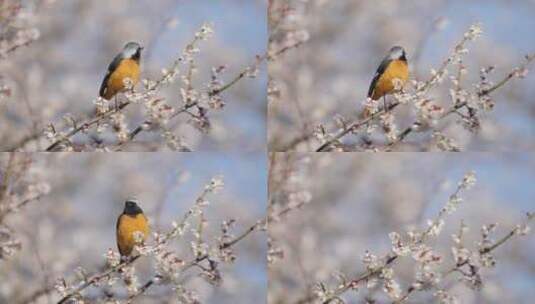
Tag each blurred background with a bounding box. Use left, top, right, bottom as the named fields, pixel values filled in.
left=0, top=152, right=267, bottom=303
left=268, top=0, right=535, bottom=151
left=269, top=153, right=534, bottom=303
left=0, top=0, right=267, bottom=151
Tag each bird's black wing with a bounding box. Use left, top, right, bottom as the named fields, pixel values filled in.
left=116, top=213, right=123, bottom=233
left=99, top=53, right=123, bottom=98
left=116, top=213, right=126, bottom=257
left=367, top=56, right=392, bottom=98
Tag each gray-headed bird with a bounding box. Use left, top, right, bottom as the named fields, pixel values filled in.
left=367, top=46, right=409, bottom=105
left=99, top=42, right=143, bottom=100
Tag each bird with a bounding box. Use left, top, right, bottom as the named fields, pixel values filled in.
left=99, top=42, right=143, bottom=101
left=367, top=46, right=409, bottom=110
left=116, top=199, right=149, bottom=260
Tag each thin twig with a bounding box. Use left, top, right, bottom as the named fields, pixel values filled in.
left=387, top=53, right=535, bottom=150
left=125, top=218, right=266, bottom=302
left=120, top=41, right=304, bottom=148
left=127, top=188, right=306, bottom=302
left=304, top=175, right=473, bottom=303
left=394, top=212, right=534, bottom=303
left=57, top=256, right=141, bottom=304
left=45, top=101, right=131, bottom=151
left=315, top=102, right=401, bottom=152
left=321, top=255, right=399, bottom=304
left=44, top=33, right=207, bottom=152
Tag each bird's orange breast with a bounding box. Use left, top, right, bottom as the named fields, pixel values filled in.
left=116, top=213, right=149, bottom=256
left=371, top=60, right=409, bottom=100
left=103, top=59, right=140, bottom=100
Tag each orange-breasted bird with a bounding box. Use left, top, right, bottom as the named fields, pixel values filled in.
left=367, top=46, right=409, bottom=103
left=99, top=42, right=143, bottom=100
left=116, top=199, right=149, bottom=259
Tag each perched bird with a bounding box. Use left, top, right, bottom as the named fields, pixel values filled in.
left=99, top=42, right=143, bottom=100
left=367, top=46, right=409, bottom=104
left=116, top=199, right=149, bottom=259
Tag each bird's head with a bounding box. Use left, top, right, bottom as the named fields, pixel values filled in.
left=123, top=198, right=144, bottom=215
left=388, top=46, right=407, bottom=61
left=122, top=42, right=143, bottom=61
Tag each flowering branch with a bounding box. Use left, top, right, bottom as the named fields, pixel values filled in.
left=315, top=102, right=401, bottom=152
left=121, top=56, right=261, bottom=147
left=43, top=24, right=214, bottom=151
left=395, top=212, right=534, bottom=303
left=55, top=255, right=141, bottom=304
left=39, top=22, right=301, bottom=152
left=0, top=1, right=40, bottom=60
left=281, top=23, right=533, bottom=152
left=387, top=53, right=535, bottom=150
left=44, top=101, right=131, bottom=152
left=120, top=39, right=303, bottom=151
left=314, top=172, right=474, bottom=303
left=125, top=218, right=265, bottom=303
left=54, top=176, right=267, bottom=303
left=296, top=171, right=532, bottom=304
left=125, top=169, right=309, bottom=302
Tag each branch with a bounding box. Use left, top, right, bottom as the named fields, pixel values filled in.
left=44, top=28, right=209, bottom=152
left=387, top=53, right=535, bottom=150
left=315, top=102, right=401, bottom=152
left=119, top=101, right=199, bottom=148
left=394, top=212, right=534, bottom=304
left=120, top=41, right=304, bottom=149
left=44, top=100, right=131, bottom=151
left=283, top=24, right=485, bottom=152
left=301, top=172, right=476, bottom=303
left=57, top=256, right=141, bottom=304
left=125, top=218, right=266, bottom=302
left=321, top=255, right=399, bottom=304
left=58, top=183, right=213, bottom=301
left=126, top=185, right=306, bottom=302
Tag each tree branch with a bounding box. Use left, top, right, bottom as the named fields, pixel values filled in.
left=394, top=212, right=534, bottom=303
left=315, top=102, right=401, bottom=152
left=387, top=53, right=535, bottom=150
